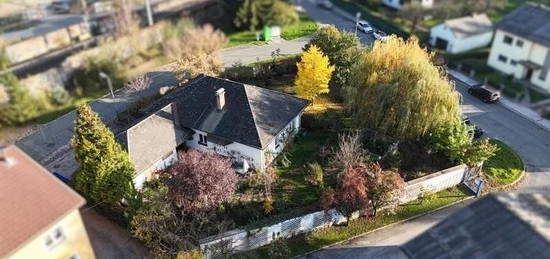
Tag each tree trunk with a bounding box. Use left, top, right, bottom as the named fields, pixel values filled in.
left=372, top=203, right=378, bottom=217
left=411, top=16, right=418, bottom=36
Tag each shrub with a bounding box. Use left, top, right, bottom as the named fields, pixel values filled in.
left=69, top=57, right=127, bottom=96
left=48, top=87, right=71, bottom=106
left=266, top=238, right=291, bottom=259
left=0, top=73, right=40, bottom=126
left=305, top=161, right=324, bottom=187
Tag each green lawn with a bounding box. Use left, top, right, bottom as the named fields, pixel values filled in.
left=483, top=139, right=524, bottom=187
left=33, top=94, right=102, bottom=124
left=239, top=186, right=472, bottom=258
left=221, top=12, right=319, bottom=48
left=281, top=13, right=319, bottom=40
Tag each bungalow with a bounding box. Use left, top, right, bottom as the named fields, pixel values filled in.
left=487, top=3, right=550, bottom=92
left=429, top=13, right=493, bottom=54
left=118, top=75, right=309, bottom=189
left=382, top=0, right=434, bottom=10
left=0, top=146, right=95, bottom=259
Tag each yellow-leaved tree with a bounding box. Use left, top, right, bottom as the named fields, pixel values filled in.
left=295, top=45, right=335, bottom=101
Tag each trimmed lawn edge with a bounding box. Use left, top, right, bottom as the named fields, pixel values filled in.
left=482, top=139, right=525, bottom=192
left=294, top=194, right=474, bottom=258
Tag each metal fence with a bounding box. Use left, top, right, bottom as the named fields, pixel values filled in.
left=199, top=165, right=472, bottom=258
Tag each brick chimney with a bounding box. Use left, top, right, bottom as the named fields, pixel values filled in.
left=216, top=88, right=225, bottom=110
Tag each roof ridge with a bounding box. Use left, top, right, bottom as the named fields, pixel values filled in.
left=242, top=84, right=265, bottom=148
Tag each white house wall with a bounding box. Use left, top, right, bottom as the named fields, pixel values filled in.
left=262, top=113, right=303, bottom=168
left=133, top=149, right=177, bottom=189
left=488, top=30, right=550, bottom=91
left=382, top=0, right=433, bottom=9
left=430, top=24, right=492, bottom=54
left=186, top=129, right=263, bottom=170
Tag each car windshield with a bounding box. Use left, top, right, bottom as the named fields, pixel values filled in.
left=358, top=21, right=369, bottom=26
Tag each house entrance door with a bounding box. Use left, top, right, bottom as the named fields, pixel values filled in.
left=525, top=68, right=534, bottom=80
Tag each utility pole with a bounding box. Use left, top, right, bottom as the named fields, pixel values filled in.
left=145, top=0, right=154, bottom=26
left=80, top=0, right=90, bottom=28
left=99, top=72, right=115, bottom=98
left=355, top=12, right=361, bottom=36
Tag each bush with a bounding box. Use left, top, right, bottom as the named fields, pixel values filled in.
left=48, top=87, right=72, bottom=106
left=266, top=238, right=291, bottom=259
left=69, top=57, right=127, bottom=96
left=0, top=73, right=40, bottom=126
left=305, top=162, right=324, bottom=187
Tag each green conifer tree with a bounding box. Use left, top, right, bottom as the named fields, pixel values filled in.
left=0, top=73, right=39, bottom=126
left=71, top=104, right=136, bottom=207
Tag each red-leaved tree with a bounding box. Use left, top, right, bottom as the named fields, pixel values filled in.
left=321, top=166, right=369, bottom=224
left=164, top=149, right=238, bottom=213
left=364, top=162, right=406, bottom=217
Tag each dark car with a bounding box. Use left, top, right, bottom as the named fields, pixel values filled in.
left=463, top=116, right=484, bottom=139
left=467, top=85, right=500, bottom=103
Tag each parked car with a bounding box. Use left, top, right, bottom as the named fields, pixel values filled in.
left=47, top=1, right=71, bottom=14
left=373, top=30, right=388, bottom=42
left=463, top=116, right=484, bottom=139
left=318, top=0, right=333, bottom=9
left=357, top=20, right=373, bottom=33
left=467, top=85, right=500, bottom=103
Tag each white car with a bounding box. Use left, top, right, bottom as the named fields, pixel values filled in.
left=318, top=1, right=333, bottom=9
left=357, top=20, right=373, bottom=33
left=373, top=30, right=388, bottom=42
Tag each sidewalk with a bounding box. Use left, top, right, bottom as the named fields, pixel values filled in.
left=447, top=69, right=550, bottom=132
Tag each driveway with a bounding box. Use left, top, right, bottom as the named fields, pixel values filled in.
left=302, top=200, right=473, bottom=258
left=81, top=208, right=150, bottom=259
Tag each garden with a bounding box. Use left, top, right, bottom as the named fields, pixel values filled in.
left=62, top=22, right=507, bottom=259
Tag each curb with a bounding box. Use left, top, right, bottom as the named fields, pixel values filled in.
left=497, top=100, right=550, bottom=133
left=293, top=195, right=474, bottom=258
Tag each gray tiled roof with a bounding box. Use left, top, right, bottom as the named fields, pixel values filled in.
left=444, top=13, right=492, bottom=39
left=170, top=76, right=309, bottom=149
left=402, top=193, right=550, bottom=259
left=122, top=104, right=185, bottom=173
left=496, top=3, right=550, bottom=47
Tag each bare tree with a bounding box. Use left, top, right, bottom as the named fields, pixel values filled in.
left=126, top=74, right=152, bottom=92
left=329, top=131, right=368, bottom=170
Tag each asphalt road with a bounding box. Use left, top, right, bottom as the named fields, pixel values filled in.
left=297, top=0, right=375, bottom=46
left=299, top=0, right=550, bottom=193
left=302, top=200, right=474, bottom=259
left=455, top=80, right=550, bottom=193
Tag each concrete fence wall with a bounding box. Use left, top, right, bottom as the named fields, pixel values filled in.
left=199, top=165, right=471, bottom=258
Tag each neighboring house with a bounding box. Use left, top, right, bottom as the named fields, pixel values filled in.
left=118, top=103, right=185, bottom=190
left=487, top=3, right=550, bottom=92
left=403, top=193, right=550, bottom=258
left=117, top=75, right=309, bottom=188
left=0, top=146, right=95, bottom=259
left=430, top=13, right=493, bottom=54
left=382, top=0, right=433, bottom=10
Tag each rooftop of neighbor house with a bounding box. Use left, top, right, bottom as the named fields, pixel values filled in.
left=142, top=75, right=310, bottom=149
left=495, top=3, right=550, bottom=47
left=443, top=13, right=492, bottom=39
left=0, top=145, right=85, bottom=258
left=117, top=103, right=187, bottom=173
left=402, top=193, right=550, bottom=259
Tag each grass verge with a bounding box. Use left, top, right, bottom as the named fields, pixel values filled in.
left=483, top=139, right=524, bottom=187
left=281, top=13, right=319, bottom=40
left=239, top=186, right=472, bottom=258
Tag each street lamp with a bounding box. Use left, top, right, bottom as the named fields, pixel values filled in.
left=145, top=0, right=154, bottom=26
left=355, top=12, right=361, bottom=36
left=99, top=72, right=115, bottom=98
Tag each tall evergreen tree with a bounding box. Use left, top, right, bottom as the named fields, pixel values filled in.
left=0, top=73, right=39, bottom=126
left=71, top=104, right=136, bottom=206
left=234, top=0, right=298, bottom=31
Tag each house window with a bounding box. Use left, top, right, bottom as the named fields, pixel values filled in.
left=503, top=35, right=513, bottom=45
left=540, top=70, right=548, bottom=81
left=516, top=40, right=524, bottom=47
left=44, top=227, right=66, bottom=249
left=498, top=55, right=508, bottom=63
left=198, top=134, right=207, bottom=146
left=510, top=60, right=517, bottom=66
